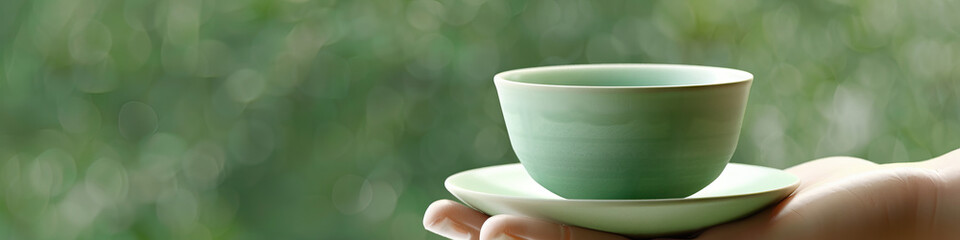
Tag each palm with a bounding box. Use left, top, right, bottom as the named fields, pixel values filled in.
left=424, top=149, right=960, bottom=240
left=694, top=157, right=939, bottom=240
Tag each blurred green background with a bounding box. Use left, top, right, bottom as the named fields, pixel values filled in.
left=1, top=0, right=959, bottom=239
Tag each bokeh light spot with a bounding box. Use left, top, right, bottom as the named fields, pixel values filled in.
left=538, top=26, right=584, bottom=62
left=198, top=40, right=234, bottom=78
left=69, top=20, right=113, bottom=64
left=406, top=0, right=446, bottom=31
left=28, top=149, right=77, bottom=197
left=58, top=97, right=102, bottom=133
left=84, top=158, right=129, bottom=205
left=59, top=185, right=103, bottom=229
left=72, top=57, right=120, bottom=93
left=361, top=181, right=398, bottom=222
left=415, top=34, right=454, bottom=71
left=472, top=126, right=508, bottom=162
left=225, top=69, right=266, bottom=103
left=124, top=29, right=153, bottom=70
left=156, top=189, right=199, bottom=231
left=181, top=142, right=225, bottom=190
left=332, top=174, right=373, bottom=215
left=315, top=123, right=355, bottom=160
left=227, top=121, right=275, bottom=165
left=118, top=101, right=159, bottom=141
left=585, top=34, right=627, bottom=63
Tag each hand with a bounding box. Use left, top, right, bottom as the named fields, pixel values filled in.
left=423, top=148, right=960, bottom=240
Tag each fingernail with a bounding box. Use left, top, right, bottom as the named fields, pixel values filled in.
left=425, top=217, right=473, bottom=240
left=486, top=233, right=523, bottom=240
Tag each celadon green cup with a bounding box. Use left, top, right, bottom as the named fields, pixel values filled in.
left=494, top=64, right=753, bottom=199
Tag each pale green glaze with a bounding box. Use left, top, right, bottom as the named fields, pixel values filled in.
left=494, top=64, right=753, bottom=199
left=445, top=163, right=799, bottom=238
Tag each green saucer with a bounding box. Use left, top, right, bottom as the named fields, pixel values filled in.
left=445, top=163, right=799, bottom=238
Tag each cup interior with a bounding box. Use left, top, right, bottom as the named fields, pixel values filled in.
left=496, top=64, right=752, bottom=87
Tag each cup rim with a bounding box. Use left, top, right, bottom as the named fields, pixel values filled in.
left=494, top=63, right=753, bottom=89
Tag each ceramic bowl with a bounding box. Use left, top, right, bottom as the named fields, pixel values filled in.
left=495, top=64, right=753, bottom=199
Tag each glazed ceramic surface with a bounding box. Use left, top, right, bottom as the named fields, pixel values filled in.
left=494, top=64, right=753, bottom=199
left=445, top=163, right=799, bottom=238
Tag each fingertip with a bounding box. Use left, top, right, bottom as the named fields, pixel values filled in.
left=478, top=215, right=521, bottom=240
left=480, top=215, right=628, bottom=240
left=424, top=200, right=489, bottom=240
left=423, top=200, right=461, bottom=228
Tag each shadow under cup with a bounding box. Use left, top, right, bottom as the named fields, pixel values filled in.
left=494, top=64, right=753, bottom=199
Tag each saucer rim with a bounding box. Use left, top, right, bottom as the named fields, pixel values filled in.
left=445, top=162, right=800, bottom=203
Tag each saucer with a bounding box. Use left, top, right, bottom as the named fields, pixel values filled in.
left=444, top=163, right=799, bottom=238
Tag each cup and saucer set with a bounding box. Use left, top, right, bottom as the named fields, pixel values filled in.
left=443, top=64, right=799, bottom=238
